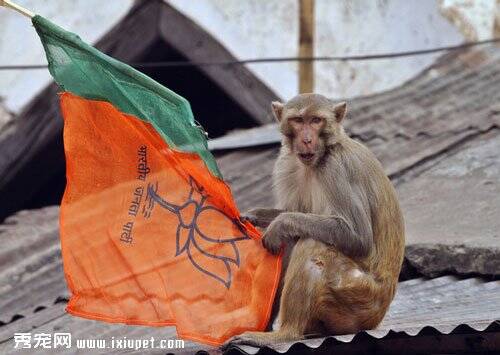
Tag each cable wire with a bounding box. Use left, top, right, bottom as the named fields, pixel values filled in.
left=1, top=37, right=499, bottom=70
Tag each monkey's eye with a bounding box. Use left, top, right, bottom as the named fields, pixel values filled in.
left=311, top=117, right=322, bottom=124
left=289, top=117, right=304, bottom=124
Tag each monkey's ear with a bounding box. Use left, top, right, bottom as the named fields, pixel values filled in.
left=333, top=102, right=347, bottom=123
left=271, top=101, right=284, bottom=122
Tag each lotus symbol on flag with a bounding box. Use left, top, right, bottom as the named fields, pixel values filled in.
left=144, top=177, right=250, bottom=289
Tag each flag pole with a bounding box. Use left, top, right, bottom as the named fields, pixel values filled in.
left=0, top=0, right=35, bottom=18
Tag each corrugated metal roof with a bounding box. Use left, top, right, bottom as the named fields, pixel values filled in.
left=1, top=249, right=499, bottom=355
left=228, top=276, right=500, bottom=354
left=0, top=207, right=66, bottom=325
left=226, top=323, right=500, bottom=354
left=1, top=204, right=499, bottom=354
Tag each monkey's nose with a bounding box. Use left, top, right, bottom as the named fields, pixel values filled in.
left=302, top=137, right=312, bottom=145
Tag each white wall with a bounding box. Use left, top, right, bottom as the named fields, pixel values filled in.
left=1, top=0, right=497, bottom=115
left=315, top=0, right=466, bottom=98
left=167, top=0, right=466, bottom=100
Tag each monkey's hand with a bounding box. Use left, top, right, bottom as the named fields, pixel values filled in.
left=240, top=208, right=284, bottom=228
left=261, top=215, right=291, bottom=254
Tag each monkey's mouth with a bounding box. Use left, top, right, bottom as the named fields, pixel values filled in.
left=298, top=153, right=315, bottom=162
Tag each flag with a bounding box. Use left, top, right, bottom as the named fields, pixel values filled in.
left=33, top=16, right=281, bottom=346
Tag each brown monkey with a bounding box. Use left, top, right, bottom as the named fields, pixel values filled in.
left=225, top=93, right=405, bottom=347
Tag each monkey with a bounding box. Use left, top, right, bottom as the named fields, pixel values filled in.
left=224, top=93, right=405, bottom=348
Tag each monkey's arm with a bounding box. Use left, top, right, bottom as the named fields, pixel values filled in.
left=263, top=204, right=373, bottom=258
left=241, top=208, right=285, bottom=228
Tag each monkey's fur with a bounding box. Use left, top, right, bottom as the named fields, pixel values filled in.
left=225, top=93, right=405, bottom=348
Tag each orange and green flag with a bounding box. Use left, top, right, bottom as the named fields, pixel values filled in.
left=33, top=16, right=281, bottom=345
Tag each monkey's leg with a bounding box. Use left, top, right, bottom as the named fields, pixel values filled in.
left=318, top=260, right=393, bottom=334
left=225, top=239, right=326, bottom=348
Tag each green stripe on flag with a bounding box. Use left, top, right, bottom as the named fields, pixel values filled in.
left=32, top=15, right=221, bottom=178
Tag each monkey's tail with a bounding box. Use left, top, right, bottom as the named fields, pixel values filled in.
left=223, top=329, right=303, bottom=349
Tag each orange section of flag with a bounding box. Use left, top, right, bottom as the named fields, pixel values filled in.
left=59, top=92, right=281, bottom=345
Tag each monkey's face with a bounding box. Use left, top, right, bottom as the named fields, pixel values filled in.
left=271, top=94, right=347, bottom=167
left=283, top=113, right=327, bottom=166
